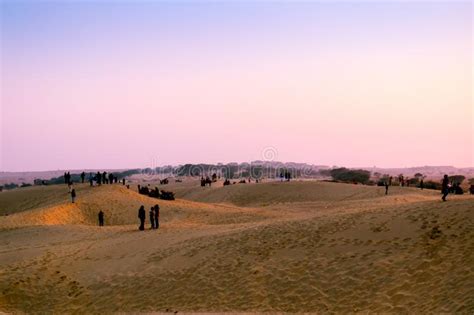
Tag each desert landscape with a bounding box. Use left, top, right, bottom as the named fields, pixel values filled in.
left=1, top=178, right=473, bottom=313
left=2, top=1, right=472, bottom=313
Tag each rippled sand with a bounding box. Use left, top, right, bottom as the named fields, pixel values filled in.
left=1, top=180, right=473, bottom=313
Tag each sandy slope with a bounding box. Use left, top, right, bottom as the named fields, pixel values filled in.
left=0, top=181, right=473, bottom=313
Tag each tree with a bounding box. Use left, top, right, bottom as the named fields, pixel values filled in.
left=448, top=175, right=465, bottom=185
left=330, top=168, right=371, bottom=184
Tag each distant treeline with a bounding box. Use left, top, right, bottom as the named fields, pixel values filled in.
left=173, top=163, right=321, bottom=179
left=321, top=168, right=371, bottom=184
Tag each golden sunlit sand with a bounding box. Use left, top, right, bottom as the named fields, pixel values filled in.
left=0, top=180, right=473, bottom=313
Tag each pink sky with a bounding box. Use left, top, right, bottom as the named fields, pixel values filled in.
left=1, top=2, right=472, bottom=171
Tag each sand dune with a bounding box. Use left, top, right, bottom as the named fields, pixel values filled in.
left=171, top=180, right=439, bottom=206
left=0, top=184, right=271, bottom=228
left=0, top=181, right=473, bottom=313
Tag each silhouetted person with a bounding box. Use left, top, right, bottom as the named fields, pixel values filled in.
left=154, top=204, right=160, bottom=229
left=385, top=182, right=389, bottom=195
left=103, top=172, right=107, bottom=185
left=420, top=179, right=424, bottom=190
left=122, top=178, right=126, bottom=185
left=109, top=173, right=114, bottom=185
left=81, top=172, right=85, bottom=183
left=64, top=172, right=71, bottom=185
left=98, top=210, right=104, bottom=226
left=71, top=189, right=76, bottom=203
left=138, top=184, right=141, bottom=193
left=149, top=207, right=155, bottom=229
left=97, top=172, right=102, bottom=186
left=441, top=175, right=449, bottom=201
left=138, top=205, right=146, bottom=230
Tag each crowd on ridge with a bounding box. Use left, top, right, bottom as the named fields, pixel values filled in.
left=60, top=171, right=472, bottom=229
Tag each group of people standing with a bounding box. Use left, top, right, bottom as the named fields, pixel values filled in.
left=62, top=171, right=163, bottom=230
left=98, top=205, right=161, bottom=229
left=138, top=204, right=160, bottom=230
left=65, top=171, right=127, bottom=204
left=384, top=174, right=455, bottom=202
left=89, top=171, right=123, bottom=186
left=383, top=175, right=426, bottom=195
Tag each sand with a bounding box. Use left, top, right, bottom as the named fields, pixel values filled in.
left=0, top=180, right=473, bottom=313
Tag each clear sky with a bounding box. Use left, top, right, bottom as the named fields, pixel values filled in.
left=1, top=1, right=472, bottom=171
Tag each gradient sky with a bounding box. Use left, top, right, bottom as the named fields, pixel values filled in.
left=1, top=1, right=472, bottom=171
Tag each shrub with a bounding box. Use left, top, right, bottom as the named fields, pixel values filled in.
left=330, top=168, right=371, bottom=184
left=423, top=180, right=441, bottom=190
left=4, top=183, right=19, bottom=190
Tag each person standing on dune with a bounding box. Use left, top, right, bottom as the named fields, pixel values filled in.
left=71, top=188, right=76, bottom=203
left=441, top=175, right=449, bottom=201
left=149, top=207, right=155, bottom=229
left=98, top=210, right=104, bottom=226
left=81, top=172, right=85, bottom=183
left=385, top=181, right=389, bottom=195
left=154, top=204, right=160, bottom=229
left=138, top=206, right=146, bottom=231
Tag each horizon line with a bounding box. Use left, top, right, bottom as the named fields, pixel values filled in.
left=1, top=162, right=473, bottom=174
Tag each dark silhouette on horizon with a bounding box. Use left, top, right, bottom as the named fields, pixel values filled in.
left=138, top=205, right=146, bottom=231
left=441, top=175, right=449, bottom=201
left=71, top=188, right=76, bottom=203
left=98, top=210, right=104, bottom=226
